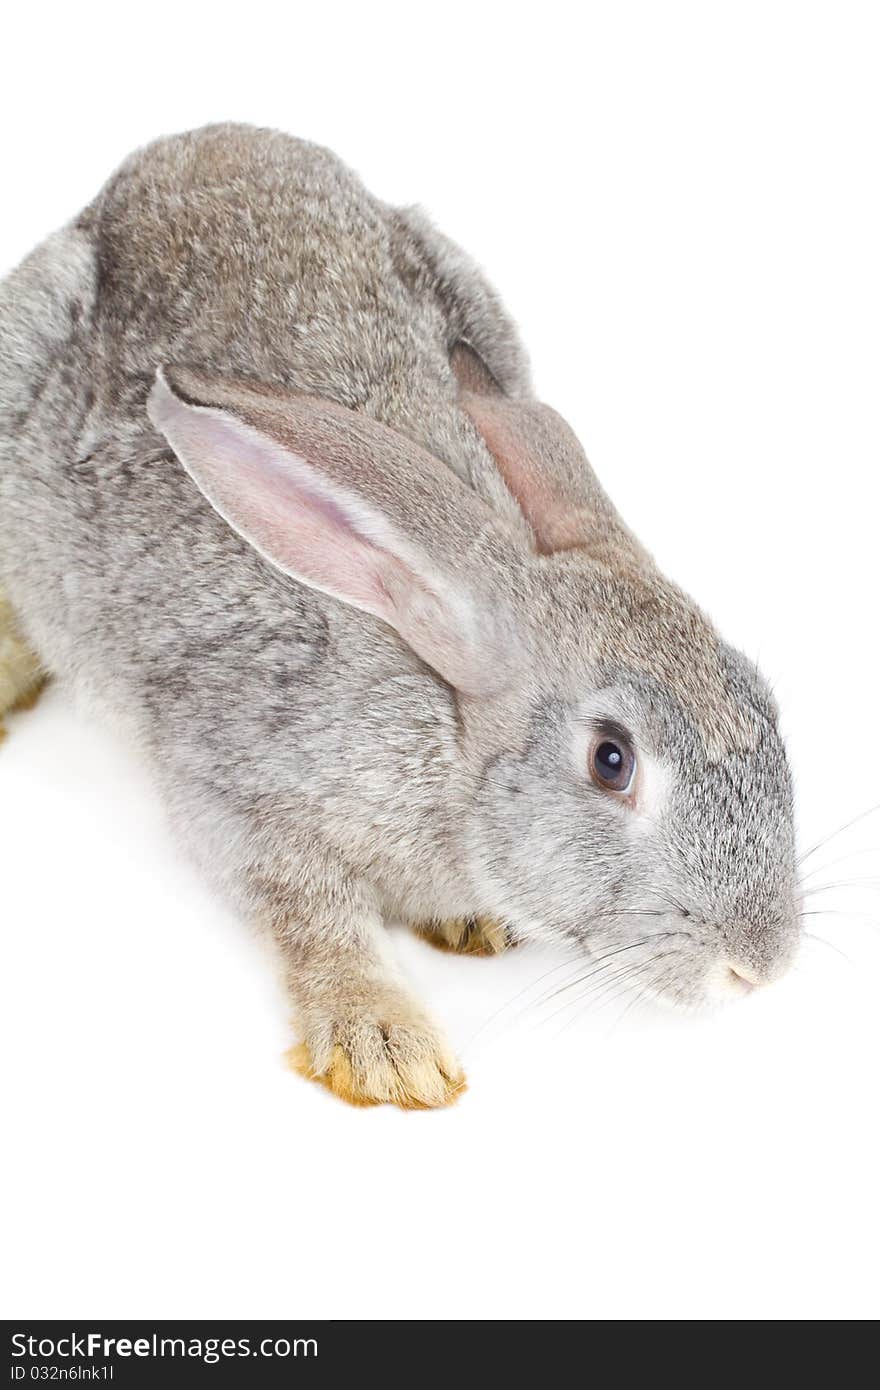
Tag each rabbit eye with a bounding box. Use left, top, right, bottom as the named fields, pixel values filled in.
left=589, top=735, right=636, bottom=795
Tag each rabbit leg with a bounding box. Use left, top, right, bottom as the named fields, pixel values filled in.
left=0, top=589, right=45, bottom=741
left=413, top=915, right=515, bottom=957
left=269, top=872, right=466, bottom=1109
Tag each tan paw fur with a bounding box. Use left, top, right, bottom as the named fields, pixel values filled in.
left=0, top=591, right=45, bottom=735
left=414, top=915, right=514, bottom=957
left=287, top=1001, right=466, bottom=1110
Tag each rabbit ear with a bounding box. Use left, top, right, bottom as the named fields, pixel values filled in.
left=148, top=366, right=522, bottom=695
left=453, top=352, right=644, bottom=562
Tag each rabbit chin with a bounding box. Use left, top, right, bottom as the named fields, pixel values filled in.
left=604, top=953, right=769, bottom=1016
left=660, top=958, right=770, bottom=1014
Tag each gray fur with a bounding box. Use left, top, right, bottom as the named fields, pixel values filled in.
left=0, top=124, right=800, bottom=1105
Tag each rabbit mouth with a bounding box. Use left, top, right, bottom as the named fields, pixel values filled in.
left=565, top=920, right=796, bottom=1017
left=646, top=947, right=796, bottom=1014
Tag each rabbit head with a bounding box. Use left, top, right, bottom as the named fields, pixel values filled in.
left=149, top=362, right=800, bottom=1010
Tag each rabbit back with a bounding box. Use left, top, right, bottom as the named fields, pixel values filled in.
left=0, top=124, right=530, bottom=729
left=78, top=123, right=529, bottom=490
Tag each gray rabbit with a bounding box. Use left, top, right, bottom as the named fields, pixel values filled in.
left=0, top=124, right=799, bottom=1107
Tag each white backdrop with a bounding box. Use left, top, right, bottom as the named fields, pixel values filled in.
left=2, top=2, right=878, bottom=1320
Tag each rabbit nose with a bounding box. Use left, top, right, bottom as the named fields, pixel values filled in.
left=727, top=963, right=760, bottom=991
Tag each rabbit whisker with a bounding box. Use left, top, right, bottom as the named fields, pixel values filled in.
left=800, top=880, right=880, bottom=899
left=539, top=949, right=681, bottom=1030
left=801, top=931, right=854, bottom=967
left=800, top=846, right=880, bottom=884
left=800, top=908, right=880, bottom=926
left=797, top=800, right=880, bottom=868
left=549, top=951, right=680, bottom=1037
left=606, top=959, right=683, bottom=1034
left=532, top=932, right=690, bottom=1013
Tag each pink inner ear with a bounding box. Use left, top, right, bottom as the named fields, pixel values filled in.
left=149, top=369, right=511, bottom=697
left=161, top=404, right=400, bottom=620
left=461, top=396, right=569, bottom=553
left=461, top=393, right=632, bottom=558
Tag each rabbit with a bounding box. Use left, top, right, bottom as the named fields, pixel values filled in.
left=0, top=123, right=800, bottom=1108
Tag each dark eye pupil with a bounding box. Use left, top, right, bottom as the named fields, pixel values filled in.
left=591, top=736, right=635, bottom=793
left=596, top=742, right=622, bottom=774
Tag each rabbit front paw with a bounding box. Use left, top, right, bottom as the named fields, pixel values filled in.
left=414, top=915, right=514, bottom=956
left=288, top=989, right=465, bottom=1110
left=0, top=590, right=45, bottom=740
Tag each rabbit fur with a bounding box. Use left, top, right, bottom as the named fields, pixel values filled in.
left=0, top=125, right=800, bottom=1107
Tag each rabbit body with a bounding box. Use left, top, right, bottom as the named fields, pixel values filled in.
left=0, top=126, right=521, bottom=904
left=0, top=126, right=800, bottom=1107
